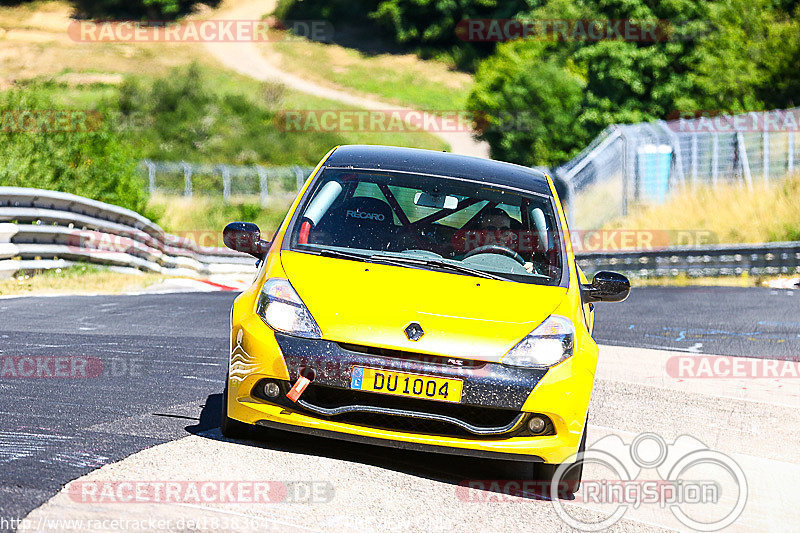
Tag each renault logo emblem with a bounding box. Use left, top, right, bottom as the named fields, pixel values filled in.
left=404, top=322, right=424, bottom=341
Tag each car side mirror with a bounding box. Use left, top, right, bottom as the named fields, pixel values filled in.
left=223, top=222, right=270, bottom=258
left=581, top=271, right=630, bottom=303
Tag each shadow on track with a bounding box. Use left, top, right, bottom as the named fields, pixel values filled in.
left=186, top=393, right=557, bottom=502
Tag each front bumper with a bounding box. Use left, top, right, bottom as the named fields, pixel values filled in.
left=255, top=411, right=545, bottom=462
left=228, top=316, right=594, bottom=464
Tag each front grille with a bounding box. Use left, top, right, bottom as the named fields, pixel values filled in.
left=297, top=383, right=525, bottom=439
left=336, top=343, right=486, bottom=369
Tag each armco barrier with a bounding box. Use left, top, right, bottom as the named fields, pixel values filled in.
left=0, top=187, right=256, bottom=280
left=576, top=241, right=800, bottom=279
left=2, top=187, right=797, bottom=282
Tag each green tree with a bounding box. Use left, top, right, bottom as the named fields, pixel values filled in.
left=683, top=0, right=800, bottom=112
left=467, top=41, right=588, bottom=166
left=70, top=0, right=220, bottom=20
left=468, top=0, right=713, bottom=165
left=276, top=0, right=542, bottom=69
left=0, top=86, right=147, bottom=214
left=113, top=63, right=343, bottom=168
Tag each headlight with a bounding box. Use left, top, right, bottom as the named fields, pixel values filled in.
left=501, top=315, right=574, bottom=368
left=256, top=278, right=321, bottom=338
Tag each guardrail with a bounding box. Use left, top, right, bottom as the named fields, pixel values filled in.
left=2, top=187, right=797, bottom=282
left=576, top=241, right=800, bottom=279
left=0, top=187, right=256, bottom=280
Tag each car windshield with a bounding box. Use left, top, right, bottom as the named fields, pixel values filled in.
left=289, top=169, right=564, bottom=285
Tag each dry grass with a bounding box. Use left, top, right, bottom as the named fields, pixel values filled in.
left=263, top=31, right=473, bottom=112
left=148, top=194, right=295, bottom=244
left=0, top=1, right=69, bottom=29
left=0, top=1, right=224, bottom=88
left=604, top=173, right=800, bottom=243
left=0, top=1, right=447, bottom=149
left=0, top=265, right=168, bottom=296
left=630, top=273, right=762, bottom=287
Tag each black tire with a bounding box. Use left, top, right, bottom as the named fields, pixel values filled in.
left=534, top=418, right=588, bottom=497
left=220, top=380, right=252, bottom=439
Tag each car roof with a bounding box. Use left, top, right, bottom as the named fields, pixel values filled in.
left=323, top=145, right=552, bottom=196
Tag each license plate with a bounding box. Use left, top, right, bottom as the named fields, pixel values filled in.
left=350, top=366, right=463, bottom=403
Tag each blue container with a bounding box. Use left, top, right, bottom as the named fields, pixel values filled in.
left=637, top=144, right=673, bottom=203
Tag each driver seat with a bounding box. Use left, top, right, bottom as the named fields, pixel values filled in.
left=319, top=196, right=395, bottom=251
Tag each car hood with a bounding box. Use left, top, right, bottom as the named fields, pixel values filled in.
left=281, top=251, right=568, bottom=363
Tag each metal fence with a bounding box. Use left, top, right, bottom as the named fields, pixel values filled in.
left=576, top=241, right=800, bottom=279
left=140, top=161, right=314, bottom=203
left=2, top=187, right=797, bottom=282
left=555, top=108, right=800, bottom=229
left=0, top=187, right=256, bottom=279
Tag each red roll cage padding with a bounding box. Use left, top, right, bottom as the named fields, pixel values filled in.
left=298, top=220, right=312, bottom=244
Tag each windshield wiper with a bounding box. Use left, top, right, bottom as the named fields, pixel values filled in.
left=369, top=254, right=507, bottom=281
left=312, top=248, right=507, bottom=281
left=314, top=248, right=370, bottom=262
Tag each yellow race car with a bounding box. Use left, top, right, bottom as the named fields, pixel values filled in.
left=221, top=145, right=629, bottom=494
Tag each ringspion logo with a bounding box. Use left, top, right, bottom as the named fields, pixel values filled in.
left=458, top=433, right=747, bottom=531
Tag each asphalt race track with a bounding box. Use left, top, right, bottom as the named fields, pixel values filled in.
left=1, top=286, right=798, bottom=531
left=0, top=293, right=235, bottom=524
left=592, top=286, right=800, bottom=359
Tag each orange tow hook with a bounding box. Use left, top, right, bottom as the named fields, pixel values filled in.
left=286, top=367, right=314, bottom=402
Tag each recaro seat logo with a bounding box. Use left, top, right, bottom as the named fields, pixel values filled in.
left=346, top=210, right=385, bottom=221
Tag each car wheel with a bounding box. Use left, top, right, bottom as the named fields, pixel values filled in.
left=220, top=379, right=252, bottom=439
left=534, top=418, right=588, bottom=497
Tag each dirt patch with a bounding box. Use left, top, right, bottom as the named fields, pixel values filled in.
left=4, top=29, right=69, bottom=42
left=23, top=3, right=73, bottom=32
left=56, top=72, right=125, bottom=86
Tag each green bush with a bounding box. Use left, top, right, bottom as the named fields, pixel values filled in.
left=681, top=0, right=800, bottom=113
left=467, top=41, right=588, bottom=166
left=274, top=0, right=378, bottom=24
left=0, top=86, right=148, bottom=214
left=466, top=0, right=796, bottom=166
left=275, top=0, right=535, bottom=70
left=369, top=0, right=535, bottom=46
left=112, top=62, right=342, bottom=167
left=69, top=0, right=220, bottom=20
